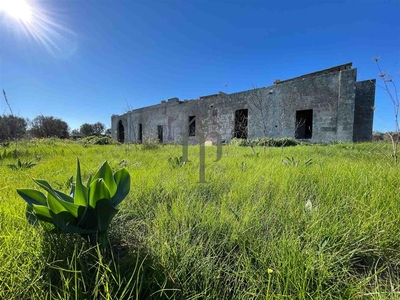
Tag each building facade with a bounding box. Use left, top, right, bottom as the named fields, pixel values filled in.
left=111, top=63, right=376, bottom=144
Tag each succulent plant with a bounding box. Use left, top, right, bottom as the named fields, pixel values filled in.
left=17, top=159, right=130, bottom=247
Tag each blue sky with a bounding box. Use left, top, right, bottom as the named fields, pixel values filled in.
left=0, top=0, right=399, bottom=132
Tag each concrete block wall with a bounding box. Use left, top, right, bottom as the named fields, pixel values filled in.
left=111, top=63, right=375, bottom=144
left=353, top=79, right=376, bottom=141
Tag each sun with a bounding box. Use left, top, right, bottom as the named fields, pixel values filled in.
left=0, top=0, right=32, bottom=23
left=1, top=0, right=76, bottom=56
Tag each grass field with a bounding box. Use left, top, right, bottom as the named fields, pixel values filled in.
left=0, top=139, right=399, bottom=299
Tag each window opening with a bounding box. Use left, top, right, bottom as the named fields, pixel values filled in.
left=189, top=116, right=196, bottom=136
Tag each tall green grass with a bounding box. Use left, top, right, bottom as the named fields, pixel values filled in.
left=0, top=139, right=399, bottom=299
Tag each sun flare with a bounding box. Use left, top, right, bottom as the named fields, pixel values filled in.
left=0, top=0, right=77, bottom=57
left=0, top=0, right=32, bottom=23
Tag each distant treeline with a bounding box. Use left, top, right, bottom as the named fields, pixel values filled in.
left=372, top=131, right=400, bottom=142
left=0, top=114, right=108, bottom=142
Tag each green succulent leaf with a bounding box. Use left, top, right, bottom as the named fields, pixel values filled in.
left=92, top=161, right=117, bottom=197
left=32, top=204, right=53, bottom=223
left=89, top=178, right=111, bottom=208
left=33, top=179, right=56, bottom=193
left=47, top=192, right=80, bottom=218
left=54, top=190, right=75, bottom=203
left=33, top=179, right=74, bottom=203
left=112, top=168, right=130, bottom=207
left=17, top=189, right=47, bottom=206
left=50, top=211, right=78, bottom=232
left=76, top=205, right=98, bottom=230
left=95, top=198, right=118, bottom=233
left=86, top=174, right=93, bottom=188
left=17, top=159, right=130, bottom=242
left=74, top=159, right=88, bottom=206
left=26, top=205, right=39, bottom=225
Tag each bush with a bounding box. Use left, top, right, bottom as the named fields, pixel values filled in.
left=230, top=137, right=298, bottom=147
left=29, top=116, right=69, bottom=139
left=79, top=122, right=106, bottom=137
left=254, top=137, right=299, bottom=147
left=0, top=115, right=27, bottom=141
left=373, top=131, right=399, bottom=142
left=229, top=138, right=251, bottom=146
left=138, top=137, right=161, bottom=150
left=78, top=136, right=119, bottom=145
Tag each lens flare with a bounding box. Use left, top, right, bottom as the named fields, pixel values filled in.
left=0, top=0, right=32, bottom=23
left=0, top=0, right=77, bottom=57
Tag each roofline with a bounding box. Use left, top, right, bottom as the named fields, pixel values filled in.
left=275, top=62, right=353, bottom=85
left=113, top=62, right=356, bottom=117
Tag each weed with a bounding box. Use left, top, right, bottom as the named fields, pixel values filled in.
left=168, top=156, right=186, bottom=168
left=282, top=156, right=313, bottom=167
left=7, top=159, right=36, bottom=170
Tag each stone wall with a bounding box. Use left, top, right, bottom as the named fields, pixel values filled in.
left=111, top=63, right=375, bottom=144
left=353, top=79, right=376, bottom=141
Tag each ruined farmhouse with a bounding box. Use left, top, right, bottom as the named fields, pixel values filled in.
left=111, top=63, right=376, bottom=144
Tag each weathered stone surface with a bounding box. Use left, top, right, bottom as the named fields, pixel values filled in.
left=111, top=63, right=375, bottom=144
left=353, top=80, right=376, bottom=141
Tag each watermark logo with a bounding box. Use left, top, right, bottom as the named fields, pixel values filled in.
left=181, top=116, right=222, bottom=183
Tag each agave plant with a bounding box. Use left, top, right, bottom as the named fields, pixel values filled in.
left=8, top=159, right=36, bottom=170
left=17, top=159, right=130, bottom=247
left=168, top=156, right=186, bottom=168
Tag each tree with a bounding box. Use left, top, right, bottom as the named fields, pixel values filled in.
left=104, top=128, right=112, bottom=136
left=70, top=129, right=82, bottom=138
left=80, top=122, right=105, bottom=136
left=0, top=115, right=27, bottom=141
left=92, top=122, right=105, bottom=136
left=80, top=123, right=94, bottom=136
left=248, top=86, right=270, bottom=139
left=29, top=115, right=70, bottom=139
left=374, top=56, right=399, bottom=163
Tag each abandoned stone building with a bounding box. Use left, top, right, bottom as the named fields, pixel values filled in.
left=111, top=62, right=375, bottom=144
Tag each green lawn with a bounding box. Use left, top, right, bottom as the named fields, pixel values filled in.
left=0, top=139, right=399, bottom=299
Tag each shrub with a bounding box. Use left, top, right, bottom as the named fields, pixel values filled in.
left=230, top=137, right=298, bottom=147
left=79, top=135, right=119, bottom=145
left=29, top=115, right=70, bottom=139
left=229, top=138, right=251, bottom=146
left=0, top=114, right=27, bottom=141
left=139, top=137, right=161, bottom=150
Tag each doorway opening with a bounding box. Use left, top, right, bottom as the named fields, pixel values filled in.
left=117, top=120, right=124, bottom=143
left=295, top=109, right=313, bottom=139
left=138, top=123, right=143, bottom=143
left=234, top=109, right=248, bottom=139
left=157, top=125, right=163, bottom=143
